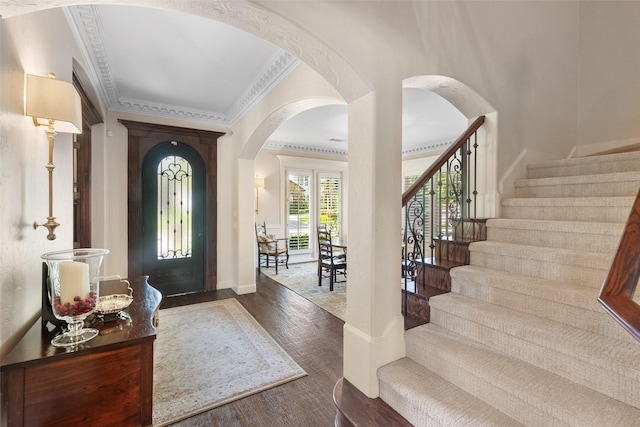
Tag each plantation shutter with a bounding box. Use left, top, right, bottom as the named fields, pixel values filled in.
left=318, top=174, right=341, bottom=237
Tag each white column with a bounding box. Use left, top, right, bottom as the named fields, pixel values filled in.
left=236, top=157, right=258, bottom=295
left=216, top=133, right=236, bottom=290
left=344, top=84, right=406, bottom=397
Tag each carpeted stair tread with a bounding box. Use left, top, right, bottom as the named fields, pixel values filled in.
left=468, top=241, right=611, bottom=287
left=514, top=171, right=640, bottom=198
left=449, top=265, right=612, bottom=334
left=527, top=151, right=640, bottom=179
left=377, top=357, right=522, bottom=427
left=469, top=241, right=611, bottom=270
left=451, top=265, right=603, bottom=311
left=486, top=217, right=623, bottom=236
left=429, top=293, right=640, bottom=406
left=501, top=196, right=634, bottom=222
left=404, top=324, right=640, bottom=426
left=429, top=292, right=640, bottom=370
left=449, top=265, right=640, bottom=342
left=485, top=218, right=623, bottom=253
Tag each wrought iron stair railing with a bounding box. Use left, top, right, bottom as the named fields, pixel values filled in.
left=401, top=116, right=485, bottom=321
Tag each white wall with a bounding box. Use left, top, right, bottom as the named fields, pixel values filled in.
left=412, top=1, right=581, bottom=183
left=4, top=0, right=640, bottom=395
left=576, top=2, right=640, bottom=155
left=0, top=8, right=84, bottom=354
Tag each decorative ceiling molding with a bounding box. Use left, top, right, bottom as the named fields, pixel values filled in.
left=65, top=5, right=118, bottom=107
left=225, top=51, right=300, bottom=122
left=263, top=141, right=348, bottom=159
left=3, top=1, right=370, bottom=103
left=65, top=4, right=300, bottom=126
left=402, top=140, right=454, bottom=157
left=263, top=139, right=454, bottom=159
left=111, top=97, right=227, bottom=123
left=191, top=0, right=371, bottom=102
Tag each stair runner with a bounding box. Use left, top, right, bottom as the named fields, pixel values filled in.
left=378, top=151, right=640, bottom=426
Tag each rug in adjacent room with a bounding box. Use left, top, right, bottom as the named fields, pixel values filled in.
left=262, top=262, right=346, bottom=321
left=152, top=298, right=307, bottom=426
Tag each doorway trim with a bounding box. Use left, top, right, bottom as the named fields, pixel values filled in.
left=72, top=72, right=102, bottom=248
left=121, top=120, right=224, bottom=291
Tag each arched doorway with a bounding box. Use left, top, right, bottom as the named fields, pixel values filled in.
left=121, top=120, right=224, bottom=292
left=142, top=141, right=206, bottom=296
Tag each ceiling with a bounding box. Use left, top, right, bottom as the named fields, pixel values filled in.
left=65, top=4, right=467, bottom=158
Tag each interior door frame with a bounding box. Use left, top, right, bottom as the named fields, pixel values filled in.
left=72, top=73, right=102, bottom=248
left=121, top=120, right=224, bottom=291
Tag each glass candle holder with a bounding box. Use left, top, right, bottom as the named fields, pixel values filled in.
left=41, top=248, right=109, bottom=347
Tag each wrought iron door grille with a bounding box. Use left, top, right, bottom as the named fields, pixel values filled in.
left=157, top=155, right=192, bottom=259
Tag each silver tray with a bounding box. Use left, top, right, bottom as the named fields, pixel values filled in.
left=96, top=294, right=133, bottom=314
left=96, top=276, right=133, bottom=315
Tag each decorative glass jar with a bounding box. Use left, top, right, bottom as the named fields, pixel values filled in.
left=41, top=248, right=109, bottom=347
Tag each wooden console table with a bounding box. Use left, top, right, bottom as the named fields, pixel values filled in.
left=1, top=276, right=161, bottom=427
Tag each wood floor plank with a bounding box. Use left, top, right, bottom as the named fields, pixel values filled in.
left=160, top=271, right=344, bottom=426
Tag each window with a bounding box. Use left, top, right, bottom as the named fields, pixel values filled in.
left=157, top=155, right=192, bottom=259
left=287, top=172, right=312, bottom=251
left=285, top=170, right=343, bottom=253
left=318, top=173, right=342, bottom=238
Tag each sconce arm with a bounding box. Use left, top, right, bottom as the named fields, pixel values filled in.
left=33, top=119, right=59, bottom=240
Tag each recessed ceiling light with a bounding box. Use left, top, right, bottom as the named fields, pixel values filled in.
left=329, top=138, right=345, bottom=142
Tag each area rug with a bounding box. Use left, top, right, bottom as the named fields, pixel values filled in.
left=262, top=262, right=346, bottom=321
left=152, top=299, right=307, bottom=426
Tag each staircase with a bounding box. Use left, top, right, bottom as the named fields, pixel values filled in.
left=379, top=151, right=640, bottom=426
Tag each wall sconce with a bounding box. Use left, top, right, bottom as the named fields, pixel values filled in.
left=254, top=177, right=265, bottom=214
left=26, top=73, right=82, bottom=240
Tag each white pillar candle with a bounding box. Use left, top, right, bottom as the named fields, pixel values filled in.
left=59, top=261, right=90, bottom=305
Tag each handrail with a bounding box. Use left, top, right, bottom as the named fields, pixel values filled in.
left=401, top=116, right=486, bottom=322
left=598, top=188, right=640, bottom=343
left=402, top=115, right=485, bottom=207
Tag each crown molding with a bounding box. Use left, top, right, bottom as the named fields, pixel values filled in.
left=402, top=140, right=454, bottom=157
left=226, top=51, right=300, bottom=123
left=65, top=4, right=299, bottom=126
left=263, top=141, right=348, bottom=159
left=262, top=139, right=455, bottom=160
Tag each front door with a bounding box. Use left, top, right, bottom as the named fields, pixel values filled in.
left=142, top=141, right=205, bottom=296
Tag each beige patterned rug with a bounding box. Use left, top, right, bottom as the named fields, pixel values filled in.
left=262, top=262, right=346, bottom=321
left=152, top=299, right=306, bottom=426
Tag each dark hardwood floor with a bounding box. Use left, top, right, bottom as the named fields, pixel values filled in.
left=159, top=271, right=344, bottom=427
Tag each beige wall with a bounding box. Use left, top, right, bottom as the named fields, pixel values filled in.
left=4, top=0, right=640, bottom=395
left=576, top=2, right=640, bottom=154
left=0, top=8, right=83, bottom=354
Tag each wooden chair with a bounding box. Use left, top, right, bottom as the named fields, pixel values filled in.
left=318, top=230, right=347, bottom=291
left=316, top=225, right=345, bottom=277
left=255, top=222, right=289, bottom=274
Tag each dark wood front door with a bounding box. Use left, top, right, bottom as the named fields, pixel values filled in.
left=122, top=120, right=224, bottom=294
left=142, top=142, right=206, bottom=296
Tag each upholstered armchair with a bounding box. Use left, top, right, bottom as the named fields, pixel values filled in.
left=255, top=222, right=289, bottom=274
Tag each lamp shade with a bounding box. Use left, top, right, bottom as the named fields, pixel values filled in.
left=26, top=73, right=82, bottom=134
left=254, top=177, right=265, bottom=189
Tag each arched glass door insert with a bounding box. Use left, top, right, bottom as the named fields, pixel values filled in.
left=142, top=141, right=205, bottom=296
left=157, top=155, right=192, bottom=259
